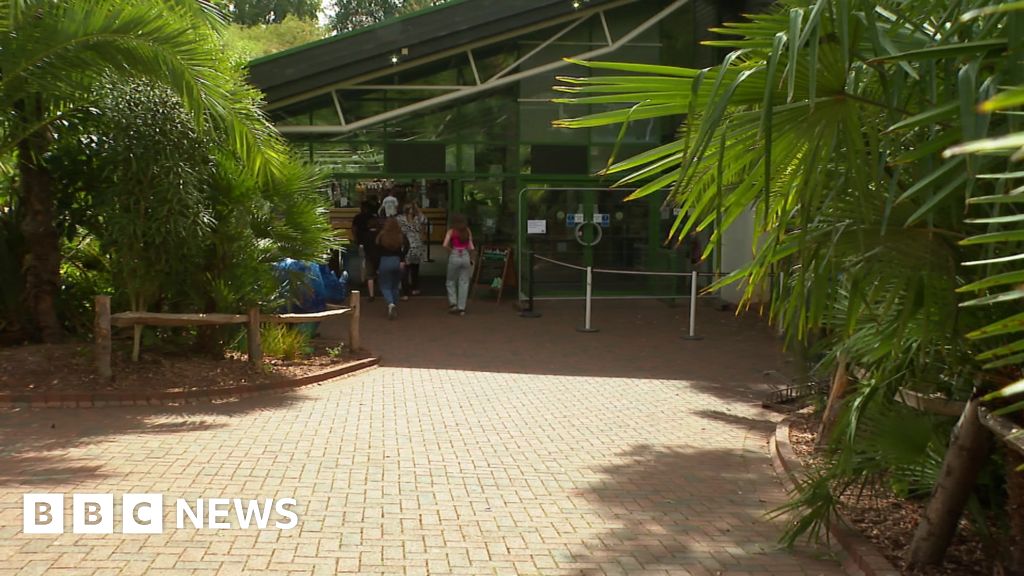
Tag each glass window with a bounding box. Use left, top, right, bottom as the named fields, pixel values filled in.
left=472, top=44, right=518, bottom=83
left=269, top=95, right=335, bottom=126
left=520, top=102, right=588, bottom=144
left=463, top=178, right=517, bottom=244
left=312, top=142, right=384, bottom=174
left=474, top=144, right=508, bottom=174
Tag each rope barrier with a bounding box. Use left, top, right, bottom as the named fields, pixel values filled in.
left=593, top=267, right=693, bottom=277
left=523, top=252, right=710, bottom=339
left=533, top=254, right=588, bottom=271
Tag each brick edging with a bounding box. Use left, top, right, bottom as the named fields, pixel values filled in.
left=0, top=357, right=380, bottom=409
left=770, top=417, right=902, bottom=576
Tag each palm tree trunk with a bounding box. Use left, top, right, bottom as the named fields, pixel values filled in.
left=906, top=396, right=991, bottom=567
left=817, top=355, right=849, bottom=446
left=17, top=130, right=63, bottom=343
left=1006, top=449, right=1024, bottom=575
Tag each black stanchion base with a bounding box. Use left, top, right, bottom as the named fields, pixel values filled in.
left=519, top=311, right=542, bottom=318
left=576, top=327, right=600, bottom=333
left=681, top=334, right=704, bottom=341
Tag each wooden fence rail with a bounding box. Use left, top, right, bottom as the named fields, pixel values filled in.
left=94, top=291, right=362, bottom=380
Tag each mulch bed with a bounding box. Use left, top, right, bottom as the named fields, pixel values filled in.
left=788, top=410, right=992, bottom=576
left=0, top=339, right=370, bottom=395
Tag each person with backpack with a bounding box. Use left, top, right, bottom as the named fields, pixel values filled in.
left=351, top=200, right=381, bottom=302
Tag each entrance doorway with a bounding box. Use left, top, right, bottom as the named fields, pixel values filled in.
left=518, top=187, right=703, bottom=299
left=329, top=178, right=452, bottom=297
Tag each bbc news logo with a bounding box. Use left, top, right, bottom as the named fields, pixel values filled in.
left=23, top=494, right=298, bottom=534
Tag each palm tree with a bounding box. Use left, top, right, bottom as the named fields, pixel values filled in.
left=0, top=0, right=287, bottom=342
left=554, top=0, right=1023, bottom=568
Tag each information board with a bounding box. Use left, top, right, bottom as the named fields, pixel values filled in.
left=472, top=246, right=512, bottom=304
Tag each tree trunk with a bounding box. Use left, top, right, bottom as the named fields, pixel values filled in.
left=817, top=355, right=849, bottom=446
left=1006, top=448, right=1024, bottom=576
left=906, top=396, right=991, bottom=568
left=17, top=127, right=63, bottom=343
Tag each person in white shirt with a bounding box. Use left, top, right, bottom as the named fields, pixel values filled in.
left=379, top=190, right=399, bottom=218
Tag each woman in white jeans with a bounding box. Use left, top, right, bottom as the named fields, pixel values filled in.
left=442, top=214, right=475, bottom=315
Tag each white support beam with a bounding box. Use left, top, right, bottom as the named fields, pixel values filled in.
left=330, top=90, right=346, bottom=126
left=338, top=85, right=466, bottom=91
left=266, top=0, right=637, bottom=112
left=276, top=0, right=690, bottom=136
left=600, top=11, right=613, bottom=46
left=467, top=49, right=481, bottom=85
left=488, top=13, right=591, bottom=83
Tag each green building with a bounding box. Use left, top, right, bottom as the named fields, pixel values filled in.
left=248, top=0, right=761, bottom=299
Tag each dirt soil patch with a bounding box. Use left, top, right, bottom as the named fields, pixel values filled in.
left=788, top=411, right=991, bottom=576
left=0, top=339, right=371, bottom=394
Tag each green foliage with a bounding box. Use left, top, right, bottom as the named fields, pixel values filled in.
left=58, top=236, right=112, bottom=336
left=555, top=0, right=1024, bottom=545
left=0, top=0, right=335, bottom=349
left=45, top=74, right=334, bottom=352
left=223, top=0, right=319, bottom=25
left=260, top=324, right=311, bottom=360
left=53, top=79, right=215, bottom=314
left=222, top=17, right=326, bottom=62
left=328, top=0, right=449, bottom=33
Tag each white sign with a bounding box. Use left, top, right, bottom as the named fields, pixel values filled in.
left=594, top=214, right=611, bottom=227
left=566, top=213, right=585, bottom=226
left=23, top=493, right=298, bottom=533
left=526, top=220, right=547, bottom=235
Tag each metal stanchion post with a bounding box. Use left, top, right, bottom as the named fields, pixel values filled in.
left=682, top=270, right=703, bottom=340
left=424, top=219, right=434, bottom=263
left=577, top=266, right=599, bottom=333
left=520, top=251, right=542, bottom=318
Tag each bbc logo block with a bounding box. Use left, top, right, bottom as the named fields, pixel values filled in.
left=23, top=493, right=297, bottom=534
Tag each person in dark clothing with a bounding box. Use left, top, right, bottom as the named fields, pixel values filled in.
left=376, top=218, right=409, bottom=320
left=352, top=201, right=381, bottom=301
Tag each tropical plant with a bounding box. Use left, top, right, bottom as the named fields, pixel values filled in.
left=259, top=323, right=311, bottom=360
left=553, top=0, right=1024, bottom=569
left=0, top=0, right=302, bottom=342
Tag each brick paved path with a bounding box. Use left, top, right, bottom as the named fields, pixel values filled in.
left=0, top=300, right=843, bottom=575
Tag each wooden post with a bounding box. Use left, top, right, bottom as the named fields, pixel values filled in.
left=95, top=296, right=112, bottom=381
left=349, top=290, right=361, bottom=352
left=247, top=307, right=262, bottom=365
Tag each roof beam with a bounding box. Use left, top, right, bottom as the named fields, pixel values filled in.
left=277, top=0, right=689, bottom=136
left=266, top=0, right=638, bottom=112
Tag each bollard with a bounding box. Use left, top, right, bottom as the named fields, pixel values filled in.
left=576, top=266, right=599, bottom=333
left=520, top=251, right=542, bottom=318
left=682, top=270, right=703, bottom=340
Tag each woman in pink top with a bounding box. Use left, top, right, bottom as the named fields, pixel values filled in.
left=442, top=214, right=475, bottom=315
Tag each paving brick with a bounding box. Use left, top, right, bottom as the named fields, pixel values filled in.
left=0, top=301, right=843, bottom=575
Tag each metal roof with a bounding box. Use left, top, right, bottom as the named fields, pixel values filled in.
left=247, top=0, right=639, bottom=105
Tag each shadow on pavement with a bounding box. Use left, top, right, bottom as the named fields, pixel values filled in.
left=0, top=391, right=305, bottom=487
left=569, top=444, right=840, bottom=575
left=693, top=408, right=778, bottom=436
left=323, top=298, right=791, bottom=394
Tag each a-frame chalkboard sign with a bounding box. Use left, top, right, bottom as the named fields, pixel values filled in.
left=472, top=246, right=512, bottom=304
